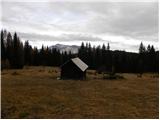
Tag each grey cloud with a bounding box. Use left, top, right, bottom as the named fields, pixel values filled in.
left=18, top=32, right=108, bottom=42
left=18, top=32, right=134, bottom=51
left=2, top=1, right=159, bottom=52
left=85, top=2, right=158, bottom=41
left=49, top=2, right=158, bottom=42
left=2, top=2, right=158, bottom=39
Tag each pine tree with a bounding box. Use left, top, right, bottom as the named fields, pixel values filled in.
left=107, top=43, right=110, bottom=51
left=32, top=47, right=39, bottom=66
left=78, top=42, right=85, bottom=62
left=88, top=42, right=92, bottom=68
left=12, top=32, right=24, bottom=68
left=138, top=42, right=146, bottom=75
left=139, top=42, right=146, bottom=54
left=95, top=45, right=101, bottom=69
left=150, top=45, right=156, bottom=72
left=147, top=44, right=151, bottom=53
left=1, top=30, right=6, bottom=60
left=106, top=43, right=112, bottom=72
left=6, top=32, right=13, bottom=66
left=18, top=41, right=24, bottom=68
left=24, top=41, right=32, bottom=65
left=40, top=45, right=45, bottom=65
left=102, top=43, right=106, bottom=67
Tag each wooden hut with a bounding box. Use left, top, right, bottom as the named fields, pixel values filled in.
left=60, top=57, right=88, bottom=79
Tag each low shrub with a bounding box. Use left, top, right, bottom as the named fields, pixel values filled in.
left=103, top=73, right=124, bottom=80
left=12, top=71, right=19, bottom=75
left=19, top=112, right=29, bottom=118
left=39, top=70, right=44, bottom=72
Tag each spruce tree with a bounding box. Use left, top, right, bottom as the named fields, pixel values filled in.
left=1, top=30, right=6, bottom=60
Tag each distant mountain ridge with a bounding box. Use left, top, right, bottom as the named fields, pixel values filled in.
left=49, top=44, right=80, bottom=54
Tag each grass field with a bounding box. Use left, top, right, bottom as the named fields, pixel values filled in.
left=1, top=66, right=159, bottom=118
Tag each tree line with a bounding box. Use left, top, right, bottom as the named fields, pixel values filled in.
left=78, top=42, right=159, bottom=73
left=1, top=29, right=159, bottom=73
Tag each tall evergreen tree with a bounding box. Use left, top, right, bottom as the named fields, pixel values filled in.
left=95, top=45, right=102, bottom=69
left=139, top=42, right=146, bottom=54
left=78, top=42, right=86, bottom=62
left=32, top=47, right=39, bottom=66
left=138, top=42, right=146, bottom=74
left=12, top=33, right=24, bottom=68
left=147, top=44, right=151, bottom=53
left=1, top=30, right=6, bottom=60
left=39, top=45, right=46, bottom=65
left=102, top=44, right=106, bottom=67
left=106, top=43, right=112, bottom=72
left=6, top=32, right=13, bottom=66
left=107, top=43, right=110, bottom=51
left=24, top=41, right=32, bottom=65
left=149, top=45, right=156, bottom=72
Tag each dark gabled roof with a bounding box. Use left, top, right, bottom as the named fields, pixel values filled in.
left=60, top=57, right=88, bottom=71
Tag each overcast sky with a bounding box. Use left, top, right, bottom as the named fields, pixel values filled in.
left=1, top=0, right=159, bottom=52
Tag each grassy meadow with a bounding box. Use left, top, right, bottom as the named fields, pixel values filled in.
left=1, top=66, right=159, bottom=118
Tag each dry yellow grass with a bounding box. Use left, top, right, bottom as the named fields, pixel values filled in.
left=1, top=66, right=159, bottom=118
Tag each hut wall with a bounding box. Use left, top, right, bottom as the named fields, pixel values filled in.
left=61, top=61, right=85, bottom=79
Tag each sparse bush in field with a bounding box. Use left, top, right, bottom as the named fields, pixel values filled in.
left=24, top=66, right=30, bottom=69
left=150, top=74, right=159, bottom=78
left=116, top=74, right=124, bottom=79
left=39, top=69, right=44, bottom=72
left=103, top=73, right=124, bottom=80
left=19, top=112, right=29, bottom=118
left=103, top=74, right=115, bottom=79
left=12, top=71, right=19, bottom=75
left=137, top=73, right=143, bottom=78
left=48, top=70, right=52, bottom=73
left=93, top=77, right=97, bottom=79
left=153, top=74, right=159, bottom=78
left=1, top=105, right=17, bottom=118
left=94, top=72, right=97, bottom=75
